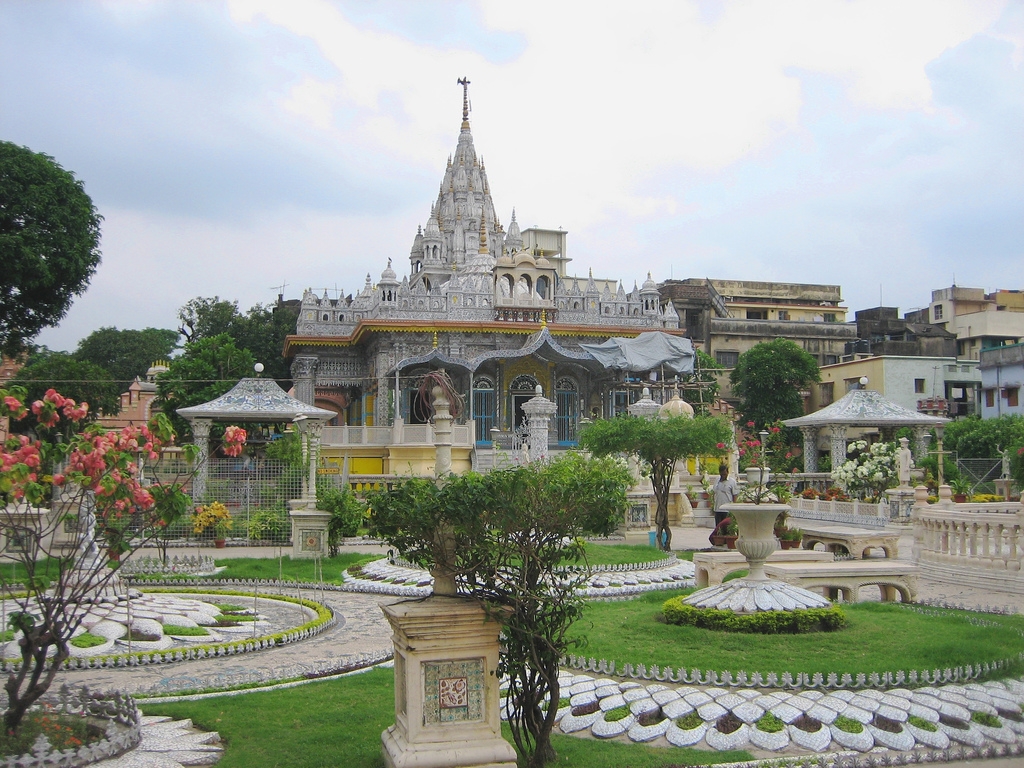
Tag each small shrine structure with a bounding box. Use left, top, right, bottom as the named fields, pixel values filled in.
left=784, top=384, right=947, bottom=473
left=176, top=373, right=335, bottom=557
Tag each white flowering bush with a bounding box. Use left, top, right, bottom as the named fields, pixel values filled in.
left=831, top=440, right=899, bottom=501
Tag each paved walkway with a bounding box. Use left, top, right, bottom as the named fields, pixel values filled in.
left=60, top=529, right=1024, bottom=766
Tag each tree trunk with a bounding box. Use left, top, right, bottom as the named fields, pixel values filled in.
left=652, top=462, right=673, bottom=551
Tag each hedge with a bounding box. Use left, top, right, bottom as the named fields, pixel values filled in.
left=662, top=597, right=846, bottom=634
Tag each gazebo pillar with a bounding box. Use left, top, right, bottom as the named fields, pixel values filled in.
left=292, top=356, right=318, bottom=406
left=289, top=417, right=330, bottom=559
left=800, top=426, right=818, bottom=473
left=913, top=426, right=930, bottom=460
left=828, top=424, right=848, bottom=473
left=190, top=418, right=212, bottom=502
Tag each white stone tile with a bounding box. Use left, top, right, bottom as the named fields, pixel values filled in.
left=696, top=701, right=728, bottom=721
left=789, top=722, right=831, bottom=752
left=748, top=725, right=789, bottom=752
left=937, top=721, right=985, bottom=748
left=906, top=721, right=950, bottom=749
left=570, top=690, right=597, bottom=707
left=591, top=713, right=634, bottom=738
left=842, top=705, right=872, bottom=724
left=874, top=704, right=908, bottom=722
left=768, top=702, right=803, bottom=724
left=711, top=692, right=746, bottom=710
left=627, top=718, right=670, bottom=743
left=664, top=720, right=706, bottom=747
left=661, top=699, right=694, bottom=719
left=731, top=701, right=764, bottom=724
left=805, top=703, right=838, bottom=724
left=628, top=698, right=660, bottom=717
left=683, top=690, right=713, bottom=707
left=867, top=723, right=915, bottom=751
left=704, top=723, right=750, bottom=751
left=847, top=694, right=879, bottom=712
left=829, top=723, right=874, bottom=751
left=622, top=687, right=650, bottom=703
left=651, top=689, right=680, bottom=705
left=559, top=711, right=601, bottom=733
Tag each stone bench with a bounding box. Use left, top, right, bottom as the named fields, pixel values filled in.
left=764, top=560, right=919, bottom=603
left=798, top=523, right=900, bottom=558
left=692, top=549, right=835, bottom=587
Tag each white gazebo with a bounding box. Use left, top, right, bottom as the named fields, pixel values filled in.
left=176, top=376, right=336, bottom=557
left=784, top=386, right=947, bottom=473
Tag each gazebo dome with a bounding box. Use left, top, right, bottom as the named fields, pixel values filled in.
left=659, top=395, right=694, bottom=419
left=176, top=378, right=335, bottom=422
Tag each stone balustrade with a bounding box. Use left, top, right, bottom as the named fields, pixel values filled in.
left=912, top=486, right=1024, bottom=593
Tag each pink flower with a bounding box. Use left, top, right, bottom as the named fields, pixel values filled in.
left=746, top=421, right=755, bottom=428
left=716, top=442, right=725, bottom=449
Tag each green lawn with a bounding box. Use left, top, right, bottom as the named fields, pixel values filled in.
left=579, top=590, right=1024, bottom=679
left=580, top=542, right=667, bottom=567
left=141, top=668, right=750, bottom=768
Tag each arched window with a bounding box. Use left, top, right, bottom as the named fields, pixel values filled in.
left=322, top=313, right=330, bottom=322
left=536, top=275, right=550, bottom=299
left=510, top=374, right=539, bottom=430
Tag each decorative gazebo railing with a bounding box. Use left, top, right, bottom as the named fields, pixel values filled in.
left=912, top=490, right=1024, bottom=594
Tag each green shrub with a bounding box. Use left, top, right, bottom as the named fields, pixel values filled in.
left=246, top=507, right=289, bottom=541
left=317, top=485, right=367, bottom=554
left=908, top=715, right=937, bottom=732
left=756, top=712, right=784, bottom=733
left=676, top=711, right=703, bottom=730
left=662, top=597, right=847, bottom=633
left=834, top=715, right=863, bottom=733
left=70, top=632, right=106, bottom=649
left=604, top=706, right=631, bottom=722
left=971, top=711, right=1001, bottom=728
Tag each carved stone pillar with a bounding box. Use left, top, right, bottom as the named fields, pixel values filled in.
left=291, top=355, right=318, bottom=405
left=522, top=385, right=557, bottom=462
left=828, top=425, right=848, bottom=475
left=306, top=419, right=324, bottom=502
left=432, top=385, right=453, bottom=479
left=190, top=418, right=212, bottom=502
left=800, top=427, right=818, bottom=473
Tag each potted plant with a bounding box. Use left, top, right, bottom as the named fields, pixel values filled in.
left=950, top=476, right=972, bottom=503
left=778, top=527, right=803, bottom=549
left=773, top=508, right=790, bottom=538
left=723, top=518, right=739, bottom=549
left=192, top=501, right=233, bottom=548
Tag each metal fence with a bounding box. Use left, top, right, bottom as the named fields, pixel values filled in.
left=141, top=457, right=301, bottom=546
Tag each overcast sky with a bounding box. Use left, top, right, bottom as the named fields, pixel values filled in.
left=2, top=0, right=1022, bottom=354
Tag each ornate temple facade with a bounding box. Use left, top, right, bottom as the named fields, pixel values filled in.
left=284, top=84, right=680, bottom=454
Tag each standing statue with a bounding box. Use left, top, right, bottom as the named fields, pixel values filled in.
left=999, top=444, right=1011, bottom=479
left=897, top=436, right=914, bottom=487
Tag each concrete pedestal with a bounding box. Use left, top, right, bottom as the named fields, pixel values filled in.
left=885, top=487, right=915, bottom=521
left=381, top=596, right=517, bottom=768
left=288, top=503, right=331, bottom=559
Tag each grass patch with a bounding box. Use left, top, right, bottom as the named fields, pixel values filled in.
left=907, top=715, right=937, bottom=732
left=69, top=633, right=106, bottom=649
left=580, top=543, right=669, bottom=567
left=163, top=625, right=210, bottom=636
left=212, top=554, right=380, bottom=583
left=580, top=592, right=1024, bottom=679
left=722, top=569, right=748, bottom=582
left=971, top=711, right=1001, bottom=728
left=142, top=669, right=749, bottom=767
left=756, top=712, right=784, bottom=733
left=833, top=715, right=863, bottom=733
left=217, top=614, right=257, bottom=623
left=676, top=711, right=703, bottom=730
left=604, top=706, right=630, bottom=722
left=213, top=604, right=248, bottom=613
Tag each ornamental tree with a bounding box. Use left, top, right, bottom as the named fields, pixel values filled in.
left=74, top=326, right=179, bottom=388
left=369, top=454, right=631, bottom=768
left=578, top=414, right=732, bottom=551
left=0, top=142, right=102, bottom=357
left=730, top=338, right=820, bottom=431
left=0, top=386, right=244, bottom=734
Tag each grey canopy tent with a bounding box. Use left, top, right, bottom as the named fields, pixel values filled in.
left=580, top=332, right=695, bottom=375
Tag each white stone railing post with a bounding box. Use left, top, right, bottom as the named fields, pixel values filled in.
left=521, top=385, right=556, bottom=462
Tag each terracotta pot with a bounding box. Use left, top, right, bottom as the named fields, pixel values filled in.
left=953, top=494, right=968, bottom=503
left=710, top=535, right=726, bottom=547
left=724, top=535, right=738, bottom=549
left=780, top=539, right=801, bottom=550
left=214, top=539, right=227, bottom=549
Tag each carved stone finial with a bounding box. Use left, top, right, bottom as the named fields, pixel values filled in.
left=457, top=76, right=471, bottom=129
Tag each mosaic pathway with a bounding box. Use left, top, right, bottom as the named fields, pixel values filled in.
left=539, top=672, right=1024, bottom=755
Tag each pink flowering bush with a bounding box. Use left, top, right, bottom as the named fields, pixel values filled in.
left=0, top=385, right=244, bottom=733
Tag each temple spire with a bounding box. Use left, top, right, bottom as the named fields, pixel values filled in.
left=457, top=76, right=471, bottom=130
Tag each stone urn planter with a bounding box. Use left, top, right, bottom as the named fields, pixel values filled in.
left=726, top=502, right=791, bottom=581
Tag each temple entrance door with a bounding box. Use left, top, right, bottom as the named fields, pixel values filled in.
left=473, top=377, right=495, bottom=444
left=555, top=377, right=579, bottom=445
left=509, top=375, right=539, bottom=430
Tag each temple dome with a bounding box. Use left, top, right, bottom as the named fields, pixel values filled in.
left=659, top=395, right=694, bottom=419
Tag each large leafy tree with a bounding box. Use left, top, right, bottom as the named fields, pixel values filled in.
left=369, top=454, right=631, bottom=768
left=730, top=338, right=820, bottom=431
left=579, top=414, right=732, bottom=551
left=943, top=415, right=1024, bottom=460
left=155, top=333, right=256, bottom=439
left=74, top=326, right=179, bottom=387
left=177, top=297, right=297, bottom=385
left=11, top=352, right=120, bottom=421
left=0, top=142, right=102, bottom=357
